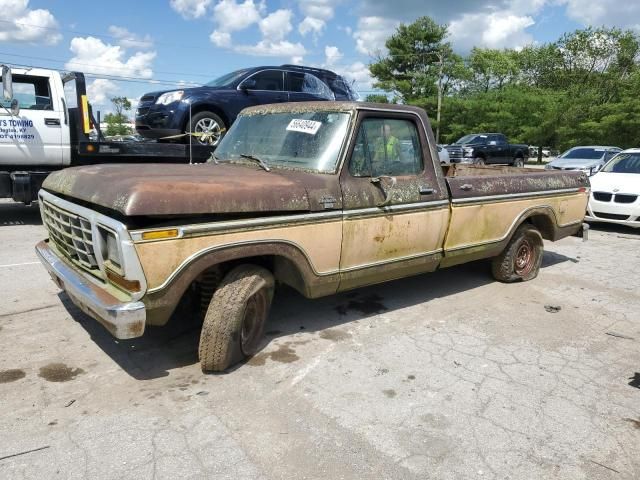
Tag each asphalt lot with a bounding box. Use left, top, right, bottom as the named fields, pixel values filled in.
left=1, top=198, right=639, bottom=480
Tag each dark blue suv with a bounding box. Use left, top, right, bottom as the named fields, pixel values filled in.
left=135, top=65, right=358, bottom=146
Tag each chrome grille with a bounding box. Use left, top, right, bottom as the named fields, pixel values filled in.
left=41, top=200, right=100, bottom=275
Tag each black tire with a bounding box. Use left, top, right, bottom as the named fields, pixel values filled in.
left=491, top=224, right=543, bottom=283
left=186, top=111, right=226, bottom=146
left=198, top=265, right=275, bottom=372
left=513, top=156, right=525, bottom=168
left=473, top=157, right=485, bottom=166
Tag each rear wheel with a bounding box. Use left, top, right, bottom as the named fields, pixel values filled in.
left=198, top=265, right=275, bottom=372
left=491, top=224, right=543, bottom=282
left=513, top=156, right=525, bottom=168
left=186, top=111, right=226, bottom=146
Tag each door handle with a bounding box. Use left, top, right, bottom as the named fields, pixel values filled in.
left=419, top=186, right=434, bottom=195
left=45, top=118, right=61, bottom=126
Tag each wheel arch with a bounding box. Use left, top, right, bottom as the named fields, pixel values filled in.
left=183, top=103, right=230, bottom=131
left=143, top=241, right=337, bottom=326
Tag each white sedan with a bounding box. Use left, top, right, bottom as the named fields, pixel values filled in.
left=586, top=148, right=640, bottom=228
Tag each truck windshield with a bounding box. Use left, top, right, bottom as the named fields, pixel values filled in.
left=455, top=134, right=487, bottom=145
left=561, top=148, right=604, bottom=159
left=206, top=69, right=250, bottom=87
left=601, top=153, right=640, bottom=174
left=215, top=111, right=351, bottom=173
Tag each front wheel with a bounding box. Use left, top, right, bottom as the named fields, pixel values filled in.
left=186, top=111, right=226, bottom=146
left=199, top=265, right=275, bottom=372
left=491, top=224, right=543, bottom=282
left=513, top=156, right=525, bottom=168
left=473, top=157, right=485, bottom=166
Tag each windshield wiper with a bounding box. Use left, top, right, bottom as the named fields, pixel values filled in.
left=240, top=153, right=270, bottom=172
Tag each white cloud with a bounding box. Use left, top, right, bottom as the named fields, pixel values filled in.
left=297, top=0, right=338, bottom=38
left=299, top=16, right=325, bottom=36
left=209, top=30, right=231, bottom=47
left=558, top=0, right=640, bottom=29
left=86, top=79, right=119, bottom=106
left=449, top=11, right=535, bottom=50
left=0, top=0, right=61, bottom=45
left=324, top=45, right=343, bottom=66
left=108, top=26, right=153, bottom=50
left=259, top=9, right=292, bottom=42
left=353, top=16, right=399, bottom=56
left=169, top=0, right=212, bottom=19
left=290, top=55, right=304, bottom=65
left=235, top=40, right=306, bottom=58
left=212, top=0, right=265, bottom=33
left=65, top=36, right=156, bottom=79
left=332, top=61, right=372, bottom=93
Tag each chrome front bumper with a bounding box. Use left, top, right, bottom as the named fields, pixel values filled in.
left=36, top=240, right=146, bottom=339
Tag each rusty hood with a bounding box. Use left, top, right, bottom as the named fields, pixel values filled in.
left=42, top=162, right=340, bottom=216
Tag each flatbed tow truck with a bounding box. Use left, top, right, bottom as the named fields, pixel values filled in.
left=0, top=65, right=212, bottom=205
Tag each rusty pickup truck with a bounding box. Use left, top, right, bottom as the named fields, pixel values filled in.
left=35, top=102, right=589, bottom=372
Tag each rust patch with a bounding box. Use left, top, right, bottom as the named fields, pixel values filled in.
left=373, top=235, right=385, bottom=243
left=335, top=294, right=387, bottom=316
left=248, top=342, right=300, bottom=366
left=38, top=363, right=84, bottom=383
left=320, top=329, right=351, bottom=342
left=0, top=369, right=26, bottom=383
left=383, top=389, right=397, bottom=398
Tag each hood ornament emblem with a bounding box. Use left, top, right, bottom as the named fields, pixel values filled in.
left=613, top=188, right=620, bottom=193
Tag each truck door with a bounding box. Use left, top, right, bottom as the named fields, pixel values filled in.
left=488, top=134, right=507, bottom=164
left=338, top=113, right=450, bottom=290
left=0, top=73, right=64, bottom=166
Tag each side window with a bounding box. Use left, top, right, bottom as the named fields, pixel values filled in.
left=349, top=118, right=423, bottom=177
left=249, top=70, right=284, bottom=91
left=288, top=72, right=334, bottom=100
left=604, top=150, right=618, bottom=161
left=0, top=75, right=52, bottom=110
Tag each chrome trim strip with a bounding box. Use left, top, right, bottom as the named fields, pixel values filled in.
left=451, top=188, right=582, bottom=205
left=132, top=200, right=451, bottom=241
left=36, top=241, right=146, bottom=340
left=340, top=249, right=442, bottom=273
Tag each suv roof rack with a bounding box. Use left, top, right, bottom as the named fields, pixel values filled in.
left=280, top=64, right=336, bottom=76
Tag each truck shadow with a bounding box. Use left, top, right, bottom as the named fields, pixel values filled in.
left=0, top=201, right=42, bottom=226
left=60, top=250, right=577, bottom=380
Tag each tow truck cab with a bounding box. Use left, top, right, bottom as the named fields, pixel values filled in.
left=0, top=65, right=214, bottom=205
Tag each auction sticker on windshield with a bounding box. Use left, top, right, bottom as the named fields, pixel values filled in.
left=286, top=119, right=322, bottom=135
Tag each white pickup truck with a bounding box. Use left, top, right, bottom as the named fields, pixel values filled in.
left=0, top=65, right=213, bottom=204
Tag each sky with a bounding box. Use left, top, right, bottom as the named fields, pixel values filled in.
left=1, top=0, right=639, bottom=114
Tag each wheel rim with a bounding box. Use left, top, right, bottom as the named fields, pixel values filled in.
left=474, top=158, right=485, bottom=165
left=240, top=290, right=268, bottom=355
left=193, top=117, right=222, bottom=146
left=514, top=239, right=535, bottom=276
left=515, top=158, right=524, bottom=167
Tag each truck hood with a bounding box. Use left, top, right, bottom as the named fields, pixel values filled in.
left=42, top=163, right=340, bottom=217
left=589, top=172, right=640, bottom=194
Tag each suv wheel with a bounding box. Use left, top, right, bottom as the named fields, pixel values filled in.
left=187, top=111, right=226, bottom=146
left=513, top=156, right=525, bottom=168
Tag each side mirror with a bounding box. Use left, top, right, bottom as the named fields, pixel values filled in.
left=240, top=78, right=256, bottom=91
left=2, top=65, right=13, bottom=101
left=10, top=98, right=19, bottom=116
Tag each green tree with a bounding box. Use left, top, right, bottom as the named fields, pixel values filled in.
left=364, top=93, right=390, bottom=103
left=105, top=96, right=132, bottom=136
left=369, top=16, right=450, bottom=102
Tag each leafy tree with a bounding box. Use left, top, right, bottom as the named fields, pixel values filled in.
left=105, top=96, right=132, bottom=136
left=364, top=94, right=390, bottom=103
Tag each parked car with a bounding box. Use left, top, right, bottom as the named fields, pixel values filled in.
left=437, top=145, right=450, bottom=165
left=135, top=65, right=358, bottom=146
left=585, top=148, right=640, bottom=228
left=545, top=146, right=622, bottom=175
left=444, top=133, right=528, bottom=167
